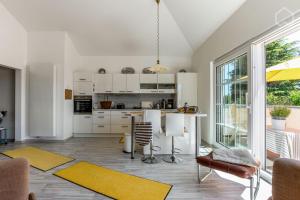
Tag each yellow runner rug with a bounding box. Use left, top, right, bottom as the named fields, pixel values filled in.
left=2, top=146, right=74, bottom=171
left=54, top=162, right=172, bottom=200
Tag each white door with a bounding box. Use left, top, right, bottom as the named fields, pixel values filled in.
left=113, top=74, right=127, bottom=93
left=126, top=74, right=140, bottom=93
left=73, top=115, right=92, bottom=133
left=74, top=81, right=93, bottom=96
left=94, top=74, right=113, bottom=93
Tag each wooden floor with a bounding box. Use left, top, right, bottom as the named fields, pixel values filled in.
left=0, top=138, right=268, bottom=200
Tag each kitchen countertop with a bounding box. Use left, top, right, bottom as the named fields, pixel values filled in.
left=93, top=108, right=177, bottom=111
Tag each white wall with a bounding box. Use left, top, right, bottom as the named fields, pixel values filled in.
left=0, top=2, right=27, bottom=69
left=0, top=2, right=27, bottom=141
left=192, top=0, right=300, bottom=144
left=77, top=56, right=192, bottom=73
left=63, top=34, right=81, bottom=139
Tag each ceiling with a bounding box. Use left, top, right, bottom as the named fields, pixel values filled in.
left=0, top=0, right=246, bottom=56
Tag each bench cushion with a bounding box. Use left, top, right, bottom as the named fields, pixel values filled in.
left=196, top=153, right=257, bottom=179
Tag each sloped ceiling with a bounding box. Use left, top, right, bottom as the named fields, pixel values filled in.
left=0, top=0, right=245, bottom=56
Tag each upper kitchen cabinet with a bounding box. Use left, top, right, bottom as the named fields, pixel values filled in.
left=176, top=73, right=198, bottom=107
left=140, top=74, right=158, bottom=93
left=126, top=74, right=140, bottom=93
left=93, top=74, right=113, bottom=93
left=74, top=81, right=93, bottom=96
left=113, top=74, right=127, bottom=93
left=158, top=74, right=176, bottom=93
left=74, top=72, right=93, bottom=82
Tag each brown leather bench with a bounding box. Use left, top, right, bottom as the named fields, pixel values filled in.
left=196, top=153, right=260, bottom=200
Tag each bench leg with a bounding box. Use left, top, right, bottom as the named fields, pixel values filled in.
left=198, top=165, right=212, bottom=183
left=249, top=168, right=261, bottom=200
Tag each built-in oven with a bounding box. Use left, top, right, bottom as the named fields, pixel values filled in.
left=74, top=96, right=92, bottom=113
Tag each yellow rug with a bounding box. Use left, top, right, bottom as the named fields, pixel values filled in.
left=2, top=146, right=74, bottom=171
left=54, top=162, right=172, bottom=200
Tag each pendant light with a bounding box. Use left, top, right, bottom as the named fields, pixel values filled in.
left=148, top=0, right=168, bottom=73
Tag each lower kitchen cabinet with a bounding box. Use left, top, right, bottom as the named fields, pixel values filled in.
left=73, top=115, right=92, bottom=133
left=93, top=124, right=110, bottom=133
left=111, top=124, right=131, bottom=134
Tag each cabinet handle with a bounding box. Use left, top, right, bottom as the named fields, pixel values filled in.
left=79, top=78, right=86, bottom=81
left=122, top=126, right=129, bottom=128
left=97, top=112, right=104, bottom=114
left=122, top=117, right=128, bottom=119
left=98, top=116, right=104, bottom=118
left=121, top=112, right=127, bottom=114
left=80, top=92, right=86, bottom=94
left=97, top=125, right=104, bottom=128
left=105, top=91, right=112, bottom=93
left=127, top=91, right=133, bottom=93
left=84, top=116, right=91, bottom=118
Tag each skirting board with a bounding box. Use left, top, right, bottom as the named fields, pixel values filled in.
left=73, top=134, right=123, bottom=138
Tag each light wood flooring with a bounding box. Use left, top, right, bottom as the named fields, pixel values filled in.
left=0, top=138, right=270, bottom=200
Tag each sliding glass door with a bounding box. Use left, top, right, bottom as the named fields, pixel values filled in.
left=216, top=54, right=250, bottom=148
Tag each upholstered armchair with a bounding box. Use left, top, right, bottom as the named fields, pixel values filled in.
left=269, top=158, right=300, bottom=200
left=0, top=158, right=36, bottom=200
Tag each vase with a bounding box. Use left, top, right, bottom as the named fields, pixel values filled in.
left=271, top=118, right=286, bottom=131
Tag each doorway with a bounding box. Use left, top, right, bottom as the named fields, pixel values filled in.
left=0, top=65, right=16, bottom=141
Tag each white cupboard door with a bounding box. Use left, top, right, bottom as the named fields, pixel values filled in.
left=140, top=74, right=157, bottom=83
left=74, top=81, right=93, bottom=95
left=94, top=74, right=113, bottom=93
left=73, top=115, right=92, bottom=133
left=74, top=72, right=92, bottom=82
left=126, top=74, right=140, bottom=93
left=103, top=74, right=113, bottom=93
left=158, top=74, right=175, bottom=84
left=177, top=73, right=198, bottom=107
left=113, top=74, right=127, bottom=93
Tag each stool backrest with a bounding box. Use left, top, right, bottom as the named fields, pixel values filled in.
left=165, top=113, right=184, bottom=137
left=143, top=110, right=161, bottom=135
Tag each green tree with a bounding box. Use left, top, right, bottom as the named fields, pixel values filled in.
left=266, top=39, right=300, bottom=68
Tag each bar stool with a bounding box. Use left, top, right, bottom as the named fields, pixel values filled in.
left=136, top=110, right=161, bottom=164
left=0, top=127, right=8, bottom=145
left=163, top=113, right=185, bottom=163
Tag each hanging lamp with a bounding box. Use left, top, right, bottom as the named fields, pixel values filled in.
left=148, top=0, right=168, bottom=73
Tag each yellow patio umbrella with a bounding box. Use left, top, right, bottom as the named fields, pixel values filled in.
left=266, top=57, right=300, bottom=82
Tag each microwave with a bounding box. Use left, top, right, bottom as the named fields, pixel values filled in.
left=74, top=96, right=92, bottom=113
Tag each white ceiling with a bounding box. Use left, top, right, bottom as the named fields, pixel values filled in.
left=0, top=0, right=245, bottom=56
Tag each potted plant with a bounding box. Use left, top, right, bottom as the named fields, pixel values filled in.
left=270, top=106, right=291, bottom=130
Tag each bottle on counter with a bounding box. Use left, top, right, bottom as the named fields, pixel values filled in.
left=161, top=99, right=166, bottom=109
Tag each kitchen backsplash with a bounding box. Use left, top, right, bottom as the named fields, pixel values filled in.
left=93, top=94, right=176, bottom=109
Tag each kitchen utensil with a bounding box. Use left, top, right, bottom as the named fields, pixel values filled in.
left=121, top=67, right=135, bottom=74
left=98, top=68, right=106, bottom=74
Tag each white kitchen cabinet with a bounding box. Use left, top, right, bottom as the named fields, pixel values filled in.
left=92, top=111, right=110, bottom=134
left=177, top=73, right=198, bottom=107
left=74, top=81, right=93, bottom=95
left=73, top=115, right=92, bottom=133
left=113, top=74, right=127, bottom=93
left=158, top=74, right=175, bottom=84
left=140, top=74, right=158, bottom=93
left=74, top=72, right=93, bottom=82
left=140, top=74, right=157, bottom=83
left=93, top=74, right=113, bottom=93
left=158, top=74, right=176, bottom=94
left=110, top=111, right=131, bottom=134
left=126, top=74, right=140, bottom=93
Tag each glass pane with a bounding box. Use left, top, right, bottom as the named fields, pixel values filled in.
left=216, top=54, right=249, bottom=148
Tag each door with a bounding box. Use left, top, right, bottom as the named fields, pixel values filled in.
left=73, top=115, right=92, bottom=133
left=126, top=74, right=140, bottom=93
left=74, top=82, right=93, bottom=95
left=177, top=73, right=197, bottom=107
left=113, top=74, right=127, bottom=93
left=93, top=74, right=113, bottom=93
left=215, top=54, right=250, bottom=148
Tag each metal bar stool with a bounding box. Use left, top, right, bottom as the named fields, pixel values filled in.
left=0, top=128, right=8, bottom=145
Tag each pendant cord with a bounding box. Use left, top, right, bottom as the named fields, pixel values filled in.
left=157, top=1, right=160, bottom=64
